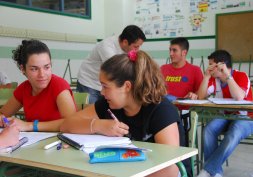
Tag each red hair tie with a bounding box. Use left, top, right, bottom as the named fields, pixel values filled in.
left=128, top=50, right=137, bottom=62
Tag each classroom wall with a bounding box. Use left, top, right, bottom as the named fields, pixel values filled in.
left=0, top=1, right=106, bottom=84
left=104, top=0, right=135, bottom=37
left=0, top=1, right=105, bottom=37
left=0, top=0, right=253, bottom=84
left=130, top=0, right=253, bottom=77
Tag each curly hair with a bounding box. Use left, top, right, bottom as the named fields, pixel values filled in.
left=12, top=39, right=51, bottom=70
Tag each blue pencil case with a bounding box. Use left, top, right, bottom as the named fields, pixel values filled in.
left=89, top=147, right=146, bottom=164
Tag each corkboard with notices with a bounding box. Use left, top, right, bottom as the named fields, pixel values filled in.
left=216, top=11, right=253, bottom=62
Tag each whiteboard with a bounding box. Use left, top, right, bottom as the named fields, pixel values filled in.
left=134, top=0, right=253, bottom=39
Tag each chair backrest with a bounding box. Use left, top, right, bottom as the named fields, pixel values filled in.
left=176, top=161, right=187, bottom=177
left=73, top=92, right=90, bottom=111
left=0, top=88, right=15, bottom=99
left=189, top=111, right=198, bottom=148
left=11, top=82, right=18, bottom=88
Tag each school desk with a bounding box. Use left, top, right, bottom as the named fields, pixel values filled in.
left=174, top=100, right=253, bottom=169
left=0, top=137, right=198, bottom=177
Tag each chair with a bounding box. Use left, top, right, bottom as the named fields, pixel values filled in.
left=73, top=92, right=90, bottom=110
left=10, top=82, right=18, bottom=89
left=0, top=88, right=15, bottom=100
left=63, top=59, right=77, bottom=91
left=189, top=111, right=200, bottom=176
left=176, top=161, right=188, bottom=177
left=178, top=110, right=199, bottom=177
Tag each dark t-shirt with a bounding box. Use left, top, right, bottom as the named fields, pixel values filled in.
left=95, top=97, right=192, bottom=177
left=95, top=97, right=185, bottom=146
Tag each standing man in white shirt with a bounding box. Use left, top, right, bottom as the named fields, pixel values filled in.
left=0, top=71, right=11, bottom=88
left=77, top=25, right=146, bottom=103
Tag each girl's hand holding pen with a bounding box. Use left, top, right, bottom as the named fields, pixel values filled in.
left=0, top=121, right=20, bottom=148
left=93, top=119, right=129, bottom=137
left=8, top=118, right=32, bottom=131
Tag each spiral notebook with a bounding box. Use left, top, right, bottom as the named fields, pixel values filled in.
left=57, top=133, right=132, bottom=154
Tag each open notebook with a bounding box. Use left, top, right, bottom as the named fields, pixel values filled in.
left=58, top=133, right=132, bottom=154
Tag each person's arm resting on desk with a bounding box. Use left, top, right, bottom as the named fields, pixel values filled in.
left=0, top=90, right=76, bottom=131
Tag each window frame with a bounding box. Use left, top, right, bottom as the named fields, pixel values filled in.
left=0, top=0, right=91, bottom=19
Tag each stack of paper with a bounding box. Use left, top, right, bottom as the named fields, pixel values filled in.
left=175, top=100, right=210, bottom=104
left=60, top=133, right=132, bottom=154
left=208, top=98, right=253, bottom=105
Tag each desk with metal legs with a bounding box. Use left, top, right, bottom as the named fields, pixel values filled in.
left=175, top=101, right=253, bottom=169
left=0, top=137, right=198, bottom=177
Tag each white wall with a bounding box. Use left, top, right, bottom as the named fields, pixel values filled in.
left=1, top=1, right=253, bottom=84
left=104, top=0, right=135, bottom=37
left=0, top=0, right=105, bottom=38
left=0, top=1, right=108, bottom=84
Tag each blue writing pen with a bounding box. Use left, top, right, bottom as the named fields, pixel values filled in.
left=3, top=117, right=10, bottom=127
left=107, top=109, right=119, bottom=122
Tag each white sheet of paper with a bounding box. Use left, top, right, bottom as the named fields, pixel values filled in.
left=176, top=100, right=210, bottom=104
left=0, top=128, right=57, bottom=151
left=19, top=132, right=57, bottom=146
left=208, top=98, right=253, bottom=105
left=62, top=133, right=131, bottom=148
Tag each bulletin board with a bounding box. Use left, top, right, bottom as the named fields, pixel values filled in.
left=216, top=11, right=253, bottom=61
left=134, top=0, right=253, bottom=39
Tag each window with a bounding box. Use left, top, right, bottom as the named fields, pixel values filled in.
left=32, top=0, right=60, bottom=11
left=0, top=0, right=91, bottom=19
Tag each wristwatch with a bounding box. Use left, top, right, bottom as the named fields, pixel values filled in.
left=226, top=75, right=233, bottom=81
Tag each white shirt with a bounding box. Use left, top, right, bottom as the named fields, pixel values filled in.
left=0, top=71, right=11, bottom=85
left=77, top=36, right=125, bottom=91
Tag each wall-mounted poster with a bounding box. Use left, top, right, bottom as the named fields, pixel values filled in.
left=134, top=0, right=253, bottom=39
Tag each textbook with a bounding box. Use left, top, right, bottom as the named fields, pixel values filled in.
left=57, top=133, right=132, bottom=154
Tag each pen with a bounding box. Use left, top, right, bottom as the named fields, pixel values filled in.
left=0, top=137, right=29, bottom=153
left=3, top=117, right=10, bottom=127
left=107, top=109, right=119, bottom=121
left=108, top=109, right=130, bottom=137
left=57, top=133, right=84, bottom=150
left=11, top=137, right=28, bottom=153
left=44, top=140, right=61, bottom=150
